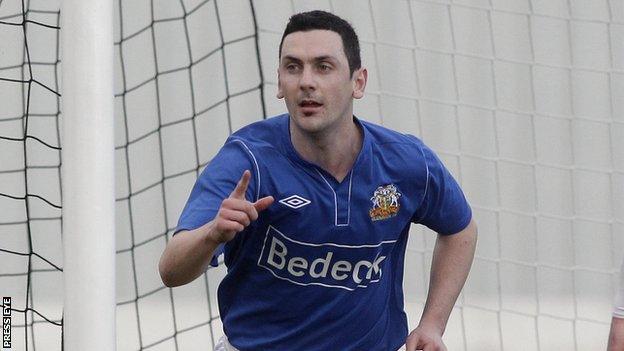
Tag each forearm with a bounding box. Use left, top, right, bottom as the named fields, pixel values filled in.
left=609, top=317, right=624, bottom=351
left=158, top=220, right=221, bottom=287
left=419, top=219, right=477, bottom=334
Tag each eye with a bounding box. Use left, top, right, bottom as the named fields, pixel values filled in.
left=319, top=63, right=332, bottom=71
left=285, top=63, right=300, bottom=72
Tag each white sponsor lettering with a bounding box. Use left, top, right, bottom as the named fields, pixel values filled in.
left=265, top=236, right=386, bottom=286
left=287, top=257, right=308, bottom=277
left=331, top=261, right=352, bottom=280
left=369, top=256, right=385, bottom=279
left=267, top=237, right=287, bottom=269
left=310, top=252, right=333, bottom=278
left=353, top=260, right=372, bottom=284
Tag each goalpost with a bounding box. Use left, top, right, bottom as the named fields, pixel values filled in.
left=61, top=0, right=115, bottom=350
left=0, top=0, right=622, bottom=350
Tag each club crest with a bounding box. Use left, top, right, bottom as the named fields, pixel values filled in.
left=369, top=184, right=401, bottom=221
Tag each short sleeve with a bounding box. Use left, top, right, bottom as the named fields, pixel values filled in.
left=174, top=138, right=257, bottom=266
left=412, top=143, right=472, bottom=235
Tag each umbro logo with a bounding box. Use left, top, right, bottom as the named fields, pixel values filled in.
left=279, top=195, right=311, bottom=209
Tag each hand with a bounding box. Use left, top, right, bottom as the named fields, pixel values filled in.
left=211, top=170, right=274, bottom=243
left=405, top=325, right=446, bottom=351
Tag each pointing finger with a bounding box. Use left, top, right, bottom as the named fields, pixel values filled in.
left=230, top=170, right=251, bottom=200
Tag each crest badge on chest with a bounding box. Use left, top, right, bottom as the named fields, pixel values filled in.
left=369, top=184, right=402, bottom=221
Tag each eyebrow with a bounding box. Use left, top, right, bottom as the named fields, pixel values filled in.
left=281, top=55, right=339, bottom=64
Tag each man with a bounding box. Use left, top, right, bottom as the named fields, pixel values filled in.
left=159, top=10, right=477, bottom=351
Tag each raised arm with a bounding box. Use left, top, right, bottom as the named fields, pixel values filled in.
left=158, top=170, right=273, bottom=287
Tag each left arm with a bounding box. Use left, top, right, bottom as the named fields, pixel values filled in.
left=406, top=218, right=478, bottom=351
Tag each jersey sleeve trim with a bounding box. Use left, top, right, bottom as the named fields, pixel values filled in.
left=413, top=140, right=430, bottom=224
left=230, top=138, right=261, bottom=202
left=174, top=209, right=219, bottom=234
left=408, top=136, right=473, bottom=235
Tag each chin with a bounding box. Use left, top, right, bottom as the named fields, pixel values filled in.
left=292, top=113, right=328, bottom=134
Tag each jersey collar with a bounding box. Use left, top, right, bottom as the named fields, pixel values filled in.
left=280, top=114, right=372, bottom=185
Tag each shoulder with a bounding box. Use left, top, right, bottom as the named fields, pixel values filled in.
left=359, top=119, right=452, bottom=192
left=200, top=115, right=288, bottom=201
left=360, top=118, right=428, bottom=163
left=230, top=114, right=287, bottom=144
left=226, top=114, right=288, bottom=153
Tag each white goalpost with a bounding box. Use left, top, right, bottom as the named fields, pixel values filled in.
left=60, top=0, right=116, bottom=350
left=0, top=0, right=622, bottom=350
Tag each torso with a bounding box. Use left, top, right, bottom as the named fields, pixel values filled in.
left=217, top=114, right=428, bottom=350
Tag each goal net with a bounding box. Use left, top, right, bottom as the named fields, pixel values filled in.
left=0, top=0, right=622, bottom=350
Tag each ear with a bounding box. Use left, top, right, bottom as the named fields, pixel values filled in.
left=352, top=67, right=368, bottom=99
left=276, top=69, right=284, bottom=99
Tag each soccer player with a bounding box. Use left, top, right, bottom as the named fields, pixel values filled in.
left=609, top=257, right=624, bottom=350
left=159, top=10, right=477, bottom=351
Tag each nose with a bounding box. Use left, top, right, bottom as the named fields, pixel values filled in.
left=299, top=66, right=316, bottom=92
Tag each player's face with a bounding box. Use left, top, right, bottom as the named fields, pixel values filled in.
left=277, top=30, right=366, bottom=135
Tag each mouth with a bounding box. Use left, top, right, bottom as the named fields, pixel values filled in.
left=298, top=99, right=323, bottom=115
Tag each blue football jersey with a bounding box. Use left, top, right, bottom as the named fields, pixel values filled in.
left=175, top=114, right=472, bottom=351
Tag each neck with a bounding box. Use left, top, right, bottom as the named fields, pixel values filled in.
left=290, top=116, right=363, bottom=182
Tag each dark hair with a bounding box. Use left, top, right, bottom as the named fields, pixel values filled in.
left=279, top=10, right=361, bottom=77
